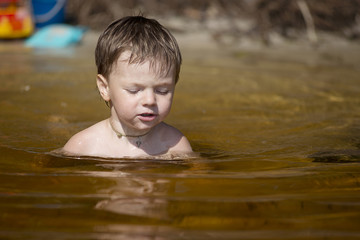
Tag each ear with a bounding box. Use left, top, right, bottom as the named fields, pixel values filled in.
left=96, top=74, right=111, bottom=101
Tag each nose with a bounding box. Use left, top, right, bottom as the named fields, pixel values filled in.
left=142, top=89, right=156, bottom=106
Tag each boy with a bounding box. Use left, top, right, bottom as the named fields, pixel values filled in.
left=62, top=16, right=193, bottom=158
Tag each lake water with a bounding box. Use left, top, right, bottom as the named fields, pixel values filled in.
left=0, top=37, right=360, bottom=239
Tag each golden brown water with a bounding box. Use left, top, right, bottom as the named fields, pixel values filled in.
left=1, top=39, right=360, bottom=239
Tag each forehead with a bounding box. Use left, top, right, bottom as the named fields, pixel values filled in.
left=111, top=51, right=175, bottom=79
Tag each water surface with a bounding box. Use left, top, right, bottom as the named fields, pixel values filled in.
left=0, top=39, right=360, bottom=239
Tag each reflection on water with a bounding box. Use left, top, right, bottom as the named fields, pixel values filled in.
left=0, top=40, right=360, bottom=239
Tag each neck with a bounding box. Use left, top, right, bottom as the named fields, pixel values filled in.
left=109, top=119, right=151, bottom=138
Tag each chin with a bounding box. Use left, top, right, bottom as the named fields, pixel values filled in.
left=139, top=120, right=161, bottom=130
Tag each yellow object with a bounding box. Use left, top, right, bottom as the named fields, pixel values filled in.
left=0, top=0, right=34, bottom=38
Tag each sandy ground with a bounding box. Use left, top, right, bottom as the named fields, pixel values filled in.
left=76, top=16, right=360, bottom=70
left=176, top=31, right=360, bottom=69
left=170, top=16, right=360, bottom=69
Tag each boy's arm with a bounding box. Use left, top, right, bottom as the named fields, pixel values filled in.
left=62, top=130, right=95, bottom=156
left=62, top=120, right=107, bottom=156
left=62, top=133, right=85, bottom=155
left=170, top=135, right=193, bottom=153
left=163, top=123, right=193, bottom=153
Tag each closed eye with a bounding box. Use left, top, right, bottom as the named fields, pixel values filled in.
left=155, top=88, right=170, bottom=95
left=126, top=88, right=140, bottom=94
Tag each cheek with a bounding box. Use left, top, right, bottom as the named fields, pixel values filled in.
left=159, top=95, right=173, bottom=111
left=111, top=94, right=136, bottom=111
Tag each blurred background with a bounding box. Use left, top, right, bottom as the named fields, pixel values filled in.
left=1, top=0, right=360, bottom=49
left=64, top=0, right=360, bottom=44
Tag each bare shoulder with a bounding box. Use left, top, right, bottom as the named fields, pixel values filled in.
left=62, top=120, right=108, bottom=156
left=159, top=122, right=193, bottom=153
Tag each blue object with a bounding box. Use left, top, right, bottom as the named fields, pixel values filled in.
left=31, top=0, right=67, bottom=28
left=25, top=24, right=86, bottom=48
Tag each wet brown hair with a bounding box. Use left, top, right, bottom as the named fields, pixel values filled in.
left=95, top=16, right=182, bottom=83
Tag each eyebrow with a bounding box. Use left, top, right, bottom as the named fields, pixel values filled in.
left=124, top=82, right=174, bottom=89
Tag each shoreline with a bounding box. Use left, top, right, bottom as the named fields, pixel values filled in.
left=173, top=29, right=360, bottom=69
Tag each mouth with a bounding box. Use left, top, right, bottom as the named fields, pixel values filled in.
left=140, top=113, right=156, bottom=117
left=138, top=113, right=157, bottom=121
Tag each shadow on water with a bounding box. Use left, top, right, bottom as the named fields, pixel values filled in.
left=310, top=149, right=360, bottom=163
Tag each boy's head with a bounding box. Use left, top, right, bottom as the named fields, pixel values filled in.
left=95, top=16, right=182, bottom=83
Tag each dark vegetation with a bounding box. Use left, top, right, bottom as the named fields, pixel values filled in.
left=66, top=0, right=360, bottom=44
